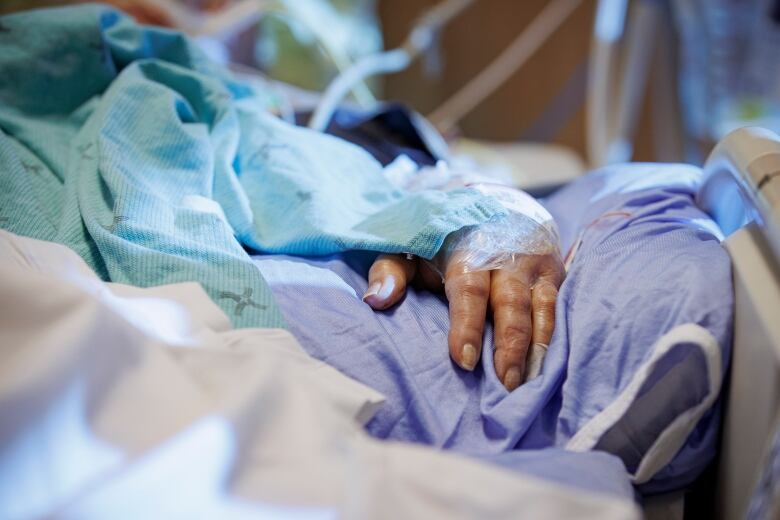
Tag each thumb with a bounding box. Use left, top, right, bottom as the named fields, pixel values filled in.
left=364, top=254, right=417, bottom=310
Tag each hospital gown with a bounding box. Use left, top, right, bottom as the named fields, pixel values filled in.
left=0, top=4, right=504, bottom=329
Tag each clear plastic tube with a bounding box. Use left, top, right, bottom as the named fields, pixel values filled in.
left=307, top=0, right=476, bottom=132
left=307, top=49, right=411, bottom=131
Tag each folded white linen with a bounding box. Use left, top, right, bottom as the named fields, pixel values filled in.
left=0, top=231, right=639, bottom=519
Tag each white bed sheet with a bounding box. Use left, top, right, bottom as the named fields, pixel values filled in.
left=0, top=231, right=640, bottom=519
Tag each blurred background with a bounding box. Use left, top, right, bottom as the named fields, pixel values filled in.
left=2, top=0, right=778, bottom=175
left=379, top=1, right=596, bottom=156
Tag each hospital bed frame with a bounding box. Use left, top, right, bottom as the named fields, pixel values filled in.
left=696, top=126, right=780, bottom=519
left=589, top=2, right=780, bottom=510
left=640, top=126, right=780, bottom=519
left=525, top=124, right=780, bottom=519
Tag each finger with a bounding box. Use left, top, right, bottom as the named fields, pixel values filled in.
left=537, top=254, right=566, bottom=289
left=531, top=279, right=559, bottom=346
left=364, top=254, right=417, bottom=310
left=444, top=269, right=491, bottom=371
left=491, top=263, right=534, bottom=391
left=416, top=260, right=445, bottom=292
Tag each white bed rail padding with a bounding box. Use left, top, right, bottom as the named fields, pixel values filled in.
left=696, top=126, right=780, bottom=519
left=717, top=225, right=780, bottom=520
left=697, top=126, right=780, bottom=263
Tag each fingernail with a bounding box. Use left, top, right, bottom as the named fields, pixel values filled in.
left=377, top=275, right=395, bottom=300
left=504, top=366, right=522, bottom=391
left=362, top=281, right=381, bottom=301
left=460, top=343, right=477, bottom=371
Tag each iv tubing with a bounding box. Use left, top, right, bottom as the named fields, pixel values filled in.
left=428, top=0, right=583, bottom=133
left=307, top=0, right=476, bottom=132
left=307, top=49, right=412, bottom=131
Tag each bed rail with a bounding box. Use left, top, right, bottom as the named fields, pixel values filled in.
left=697, top=126, right=780, bottom=262
left=696, top=126, right=780, bottom=519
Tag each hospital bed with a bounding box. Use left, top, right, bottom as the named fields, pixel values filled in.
left=220, top=72, right=780, bottom=519
left=1, top=3, right=780, bottom=518
left=217, top=1, right=780, bottom=514
left=587, top=3, right=780, bottom=512
left=101, top=2, right=780, bottom=517
left=1, top=114, right=776, bottom=519
left=589, top=0, right=780, bottom=514
left=596, top=125, right=780, bottom=519
left=468, top=121, right=777, bottom=519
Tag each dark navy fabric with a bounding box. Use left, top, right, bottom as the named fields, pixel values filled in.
left=299, top=103, right=445, bottom=166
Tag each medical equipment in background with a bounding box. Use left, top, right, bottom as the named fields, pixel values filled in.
left=308, top=0, right=584, bottom=133
left=155, top=0, right=382, bottom=106
left=151, top=0, right=780, bottom=186
left=588, top=0, right=663, bottom=166
left=306, top=0, right=475, bottom=132
left=267, top=0, right=780, bottom=172
left=150, top=0, right=590, bottom=191
left=589, top=0, right=780, bottom=167
left=425, top=0, right=583, bottom=135
left=308, top=0, right=588, bottom=194
left=254, top=0, right=382, bottom=93
left=676, top=0, right=780, bottom=154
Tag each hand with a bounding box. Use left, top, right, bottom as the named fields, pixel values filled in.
left=363, top=252, right=564, bottom=391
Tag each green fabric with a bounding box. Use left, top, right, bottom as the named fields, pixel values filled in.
left=0, top=4, right=504, bottom=328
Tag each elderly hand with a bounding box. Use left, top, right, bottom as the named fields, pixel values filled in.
left=364, top=250, right=564, bottom=391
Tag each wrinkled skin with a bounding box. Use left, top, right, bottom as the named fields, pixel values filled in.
left=364, top=252, right=564, bottom=391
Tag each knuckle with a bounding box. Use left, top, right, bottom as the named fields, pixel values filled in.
left=500, top=322, right=532, bottom=343
left=496, top=337, right=529, bottom=361
left=545, top=261, right=566, bottom=285
left=497, top=278, right=531, bottom=294
left=534, top=281, right=559, bottom=301
left=535, top=300, right=556, bottom=317
left=450, top=306, right=479, bottom=326
left=534, top=316, right=554, bottom=333
left=492, top=291, right=532, bottom=313
left=451, top=278, right=490, bottom=301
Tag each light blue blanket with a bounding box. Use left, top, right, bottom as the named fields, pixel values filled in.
left=0, top=5, right=504, bottom=328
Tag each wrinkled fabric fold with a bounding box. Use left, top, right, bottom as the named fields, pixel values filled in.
left=0, top=5, right=504, bottom=328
